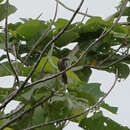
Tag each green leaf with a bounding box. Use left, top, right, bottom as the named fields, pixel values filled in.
left=2, top=128, right=14, bottom=130
left=79, top=17, right=105, bottom=33
left=10, top=111, right=33, bottom=129
left=117, top=63, right=130, bottom=79
left=80, top=83, right=105, bottom=101
left=0, top=55, right=6, bottom=61
left=75, top=68, right=92, bottom=82
left=13, top=62, right=32, bottom=77
left=105, top=63, right=130, bottom=79
left=0, top=0, right=4, bottom=3
left=15, top=86, right=35, bottom=104
left=53, top=48, right=71, bottom=58
left=65, top=94, right=87, bottom=122
left=77, top=17, right=115, bottom=50
left=45, top=100, right=71, bottom=120
left=0, top=88, right=12, bottom=102
left=66, top=70, right=81, bottom=82
left=55, top=31, right=79, bottom=47
left=79, top=83, right=105, bottom=105
left=79, top=112, right=130, bottom=130
left=113, top=32, right=130, bottom=39
left=21, top=87, right=35, bottom=101
left=36, top=56, right=59, bottom=74
left=0, top=3, right=17, bottom=21
left=8, top=22, right=22, bottom=31
left=77, top=30, right=102, bottom=50
left=121, top=7, right=130, bottom=17
left=54, top=18, right=68, bottom=31
left=101, top=102, right=118, bottom=114
left=33, top=106, right=44, bottom=125
left=0, top=32, right=15, bottom=50
left=0, top=62, right=12, bottom=77
left=16, top=20, right=48, bottom=41
left=32, top=79, right=57, bottom=100
left=0, top=62, right=31, bottom=77
left=54, top=18, right=79, bottom=47
left=0, top=33, right=6, bottom=50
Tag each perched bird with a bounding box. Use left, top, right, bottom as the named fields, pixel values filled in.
left=58, top=57, right=69, bottom=84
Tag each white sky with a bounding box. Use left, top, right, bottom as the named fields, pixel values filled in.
left=0, top=0, right=130, bottom=129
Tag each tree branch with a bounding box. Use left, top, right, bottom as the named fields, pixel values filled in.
left=4, top=0, right=19, bottom=85
left=0, top=62, right=13, bottom=75
left=54, top=0, right=94, bottom=18
left=22, top=1, right=59, bottom=65
left=0, top=94, right=53, bottom=129
left=97, top=44, right=124, bottom=66
left=0, top=0, right=85, bottom=111
left=0, top=104, right=25, bottom=120
left=24, top=0, right=128, bottom=90
left=71, top=54, right=130, bottom=72
left=67, top=9, right=88, bottom=58
left=22, top=70, right=118, bottom=130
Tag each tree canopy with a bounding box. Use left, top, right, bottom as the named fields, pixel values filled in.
left=0, top=0, right=130, bottom=130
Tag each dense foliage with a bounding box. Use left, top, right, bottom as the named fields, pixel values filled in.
left=0, top=0, right=130, bottom=129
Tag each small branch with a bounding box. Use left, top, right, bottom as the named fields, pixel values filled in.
left=12, top=44, right=19, bottom=88
left=0, top=0, right=85, bottom=111
left=0, top=62, right=13, bottom=75
left=71, top=54, right=130, bottom=71
left=101, top=54, right=130, bottom=69
left=68, top=9, right=88, bottom=58
left=22, top=1, right=59, bottom=65
left=24, top=0, right=128, bottom=90
left=72, top=0, right=129, bottom=66
left=97, top=44, right=123, bottom=66
left=4, top=0, right=19, bottom=85
left=24, top=53, right=128, bottom=89
left=54, top=0, right=94, bottom=18
left=22, top=70, right=118, bottom=130
left=0, top=95, right=53, bottom=129
left=68, top=44, right=79, bottom=58
left=0, top=104, right=25, bottom=120
left=0, top=86, right=65, bottom=128
left=96, top=69, right=118, bottom=107
left=66, top=8, right=88, bottom=33
left=36, top=13, right=43, bottom=19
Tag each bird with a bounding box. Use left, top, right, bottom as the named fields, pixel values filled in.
left=57, top=57, right=69, bottom=84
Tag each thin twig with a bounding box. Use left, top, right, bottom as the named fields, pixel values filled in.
left=97, top=44, right=124, bottom=66
left=71, top=54, right=130, bottom=71
left=22, top=70, right=118, bottom=130
left=0, top=104, right=25, bottom=120
left=54, top=0, right=94, bottom=18
left=0, top=0, right=85, bottom=111
left=73, top=0, right=128, bottom=65
left=24, top=52, right=129, bottom=89
left=0, top=94, right=53, bottom=129
left=0, top=62, right=13, bottom=75
left=22, top=1, right=59, bottom=66
left=68, top=9, right=88, bottom=58
left=24, top=0, right=128, bottom=89
left=66, top=8, right=88, bottom=33
left=36, top=13, right=43, bottom=20
left=12, top=44, right=19, bottom=88
left=101, top=54, right=129, bottom=69
left=4, top=0, right=19, bottom=85
left=0, top=85, right=68, bottom=129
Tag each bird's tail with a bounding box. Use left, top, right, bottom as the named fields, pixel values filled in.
left=62, top=72, right=67, bottom=84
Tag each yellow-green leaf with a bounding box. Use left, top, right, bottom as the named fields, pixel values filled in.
left=36, top=56, right=59, bottom=73
left=67, top=70, right=80, bottom=81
